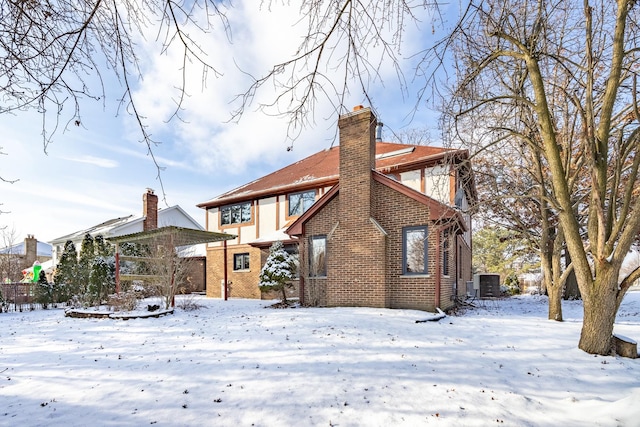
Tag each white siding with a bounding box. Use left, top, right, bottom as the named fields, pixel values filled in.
left=399, top=170, right=421, bottom=192
left=424, top=165, right=450, bottom=204
left=258, top=197, right=278, bottom=236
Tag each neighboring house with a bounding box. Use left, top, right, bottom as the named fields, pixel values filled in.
left=0, top=235, right=52, bottom=282
left=197, top=106, right=476, bottom=311
left=49, top=189, right=208, bottom=291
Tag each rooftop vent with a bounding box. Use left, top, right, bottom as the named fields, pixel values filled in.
left=375, top=147, right=415, bottom=160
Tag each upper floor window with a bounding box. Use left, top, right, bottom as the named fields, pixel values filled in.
left=403, top=226, right=428, bottom=275
left=288, top=190, right=316, bottom=217
left=221, top=202, right=252, bottom=226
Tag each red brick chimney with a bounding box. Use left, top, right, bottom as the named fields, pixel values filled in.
left=143, top=188, right=158, bottom=231
left=338, top=105, right=377, bottom=224
left=24, top=234, right=37, bottom=266
left=328, top=105, right=388, bottom=308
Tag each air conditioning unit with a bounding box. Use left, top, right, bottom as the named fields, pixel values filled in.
left=473, top=273, right=501, bottom=298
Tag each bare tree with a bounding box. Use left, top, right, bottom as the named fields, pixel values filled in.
left=0, top=227, right=22, bottom=282
left=233, top=1, right=442, bottom=137
left=439, top=0, right=640, bottom=355
left=1, top=0, right=231, bottom=198
left=143, top=232, right=197, bottom=310
left=0, top=146, right=18, bottom=206
left=471, top=109, right=585, bottom=321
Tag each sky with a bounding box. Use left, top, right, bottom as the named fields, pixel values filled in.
left=0, top=2, right=451, bottom=245
left=1, top=290, right=639, bottom=426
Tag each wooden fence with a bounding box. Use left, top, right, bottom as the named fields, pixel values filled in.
left=0, top=282, right=45, bottom=312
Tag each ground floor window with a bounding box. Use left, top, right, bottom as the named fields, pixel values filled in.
left=403, top=226, right=428, bottom=275
left=233, top=253, right=250, bottom=271
left=308, top=236, right=327, bottom=277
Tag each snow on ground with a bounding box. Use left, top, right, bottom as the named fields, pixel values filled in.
left=1, top=291, right=639, bottom=427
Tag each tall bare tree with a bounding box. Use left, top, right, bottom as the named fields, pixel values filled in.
left=471, top=107, right=584, bottom=320
left=439, top=0, right=640, bottom=355
left=1, top=0, right=230, bottom=197
left=0, top=227, right=22, bottom=282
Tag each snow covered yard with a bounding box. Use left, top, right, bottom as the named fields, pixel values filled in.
left=1, top=292, right=639, bottom=427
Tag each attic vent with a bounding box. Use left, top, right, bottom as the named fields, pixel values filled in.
left=375, top=147, right=415, bottom=160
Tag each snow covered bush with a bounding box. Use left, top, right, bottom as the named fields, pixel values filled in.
left=259, top=241, right=296, bottom=303
left=107, top=291, right=138, bottom=312
left=504, top=273, right=521, bottom=295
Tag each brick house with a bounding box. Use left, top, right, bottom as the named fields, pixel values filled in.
left=49, top=189, right=208, bottom=292
left=197, top=106, right=476, bottom=310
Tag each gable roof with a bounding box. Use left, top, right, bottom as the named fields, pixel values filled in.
left=49, top=205, right=204, bottom=245
left=0, top=241, right=52, bottom=257
left=197, top=142, right=459, bottom=209
left=286, top=171, right=467, bottom=237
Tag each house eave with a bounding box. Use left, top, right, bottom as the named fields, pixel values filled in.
left=197, top=176, right=339, bottom=210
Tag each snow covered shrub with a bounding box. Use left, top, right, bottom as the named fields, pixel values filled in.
left=87, top=255, right=115, bottom=305
left=107, top=291, right=138, bottom=312
left=176, top=286, right=202, bottom=311
left=259, top=241, right=296, bottom=303
left=504, top=273, right=521, bottom=295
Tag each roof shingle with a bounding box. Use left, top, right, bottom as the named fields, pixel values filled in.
left=197, top=142, right=456, bottom=209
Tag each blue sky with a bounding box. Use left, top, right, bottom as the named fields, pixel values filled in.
left=0, top=2, right=447, bottom=245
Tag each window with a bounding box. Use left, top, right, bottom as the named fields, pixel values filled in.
left=288, top=190, right=316, bottom=217
left=233, top=253, right=250, bottom=271
left=403, top=226, right=428, bottom=275
left=308, top=235, right=327, bottom=277
left=221, top=202, right=252, bottom=226
left=442, top=229, right=450, bottom=276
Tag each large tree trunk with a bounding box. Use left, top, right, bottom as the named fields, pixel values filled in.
left=578, top=268, right=620, bottom=355
left=547, top=284, right=563, bottom=321
left=541, top=249, right=562, bottom=321
left=563, top=251, right=580, bottom=300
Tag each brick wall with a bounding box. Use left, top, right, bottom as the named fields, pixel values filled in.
left=372, top=181, right=447, bottom=311
left=300, top=195, right=338, bottom=306
left=206, top=244, right=300, bottom=300
left=206, top=244, right=262, bottom=299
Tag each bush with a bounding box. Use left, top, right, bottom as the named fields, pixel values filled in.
left=34, top=272, right=54, bottom=308
left=504, top=273, right=521, bottom=295
left=107, top=291, right=139, bottom=312
left=176, top=286, right=202, bottom=311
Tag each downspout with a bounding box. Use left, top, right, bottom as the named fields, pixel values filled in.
left=435, top=229, right=441, bottom=310
left=223, top=239, right=228, bottom=301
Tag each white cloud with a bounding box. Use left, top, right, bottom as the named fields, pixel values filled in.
left=60, top=155, right=118, bottom=168
left=1, top=1, right=448, bottom=244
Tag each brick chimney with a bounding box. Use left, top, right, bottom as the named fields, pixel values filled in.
left=338, top=105, right=377, bottom=224
left=143, top=188, right=158, bottom=231
left=328, top=105, right=387, bottom=308
left=24, top=234, right=37, bottom=266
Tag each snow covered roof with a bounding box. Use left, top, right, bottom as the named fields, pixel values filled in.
left=249, top=228, right=298, bottom=248
left=0, top=241, right=52, bottom=257
left=197, top=142, right=459, bottom=209
left=49, top=205, right=204, bottom=245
